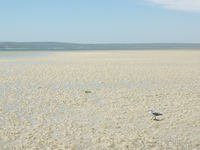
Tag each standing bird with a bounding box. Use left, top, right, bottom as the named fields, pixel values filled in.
left=149, top=109, right=163, bottom=120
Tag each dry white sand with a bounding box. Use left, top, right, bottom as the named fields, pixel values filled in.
left=0, top=50, right=200, bottom=149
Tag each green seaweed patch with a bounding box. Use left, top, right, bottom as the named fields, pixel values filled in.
left=83, top=90, right=92, bottom=93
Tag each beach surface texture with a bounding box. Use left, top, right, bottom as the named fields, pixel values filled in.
left=0, top=50, right=200, bottom=149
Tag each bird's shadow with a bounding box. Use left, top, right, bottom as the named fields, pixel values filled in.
left=153, top=119, right=164, bottom=121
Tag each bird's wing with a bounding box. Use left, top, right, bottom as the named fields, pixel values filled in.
left=153, top=112, right=162, bottom=116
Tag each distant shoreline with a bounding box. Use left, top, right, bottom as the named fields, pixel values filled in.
left=0, top=49, right=200, bottom=51
left=1, top=42, right=200, bottom=50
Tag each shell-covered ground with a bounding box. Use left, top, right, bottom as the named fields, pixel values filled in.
left=0, top=50, right=200, bottom=150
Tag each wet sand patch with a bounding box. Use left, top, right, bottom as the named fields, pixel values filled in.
left=0, top=50, right=200, bottom=149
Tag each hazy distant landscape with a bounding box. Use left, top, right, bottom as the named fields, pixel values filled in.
left=1, top=42, right=200, bottom=50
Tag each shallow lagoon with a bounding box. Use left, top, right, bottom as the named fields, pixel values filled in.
left=0, top=50, right=200, bottom=149
left=0, top=51, right=54, bottom=59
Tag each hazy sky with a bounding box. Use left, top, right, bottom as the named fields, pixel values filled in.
left=1, top=0, right=200, bottom=43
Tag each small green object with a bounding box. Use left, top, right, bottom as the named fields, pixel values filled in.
left=84, top=90, right=92, bottom=93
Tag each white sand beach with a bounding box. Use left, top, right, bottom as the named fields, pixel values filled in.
left=0, top=50, right=200, bottom=149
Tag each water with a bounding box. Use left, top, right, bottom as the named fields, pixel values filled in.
left=0, top=51, right=53, bottom=59
left=1, top=43, right=200, bottom=59
left=1, top=43, right=200, bottom=50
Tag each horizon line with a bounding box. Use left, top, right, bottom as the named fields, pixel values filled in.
left=1, top=41, right=200, bottom=44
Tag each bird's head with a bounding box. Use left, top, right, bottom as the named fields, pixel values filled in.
left=149, top=109, right=153, bottom=113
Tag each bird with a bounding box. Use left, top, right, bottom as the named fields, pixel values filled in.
left=149, top=109, right=163, bottom=120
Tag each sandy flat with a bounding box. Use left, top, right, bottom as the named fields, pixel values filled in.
left=0, top=50, right=200, bottom=149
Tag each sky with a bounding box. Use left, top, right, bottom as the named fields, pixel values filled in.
left=0, top=0, right=200, bottom=43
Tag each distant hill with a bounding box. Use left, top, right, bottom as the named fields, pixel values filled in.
left=0, top=42, right=200, bottom=50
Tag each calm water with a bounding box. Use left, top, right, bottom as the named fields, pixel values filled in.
left=1, top=43, right=200, bottom=59
left=0, top=51, right=54, bottom=59
left=1, top=43, right=200, bottom=51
